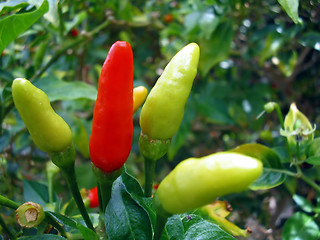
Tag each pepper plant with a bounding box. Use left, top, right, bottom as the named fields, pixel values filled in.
left=1, top=1, right=320, bottom=240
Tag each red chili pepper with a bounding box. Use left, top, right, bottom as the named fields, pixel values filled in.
left=70, top=28, right=79, bottom=37
left=89, top=41, right=134, bottom=173
left=88, top=187, right=99, bottom=208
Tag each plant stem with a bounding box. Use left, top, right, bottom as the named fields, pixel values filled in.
left=274, top=103, right=284, bottom=129
left=92, top=165, right=122, bottom=214
left=0, top=195, right=20, bottom=210
left=62, top=165, right=94, bottom=230
left=30, top=20, right=110, bottom=82
left=144, top=158, right=156, bottom=197
left=98, top=179, right=113, bottom=214
left=30, top=37, right=87, bottom=81
left=0, top=214, right=17, bottom=240
left=45, top=212, right=68, bottom=238
left=295, top=165, right=320, bottom=193
left=269, top=168, right=298, bottom=177
left=154, top=213, right=168, bottom=240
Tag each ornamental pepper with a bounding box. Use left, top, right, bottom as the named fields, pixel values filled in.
left=139, top=43, right=199, bottom=197
left=12, top=78, right=72, bottom=153
left=140, top=42, right=200, bottom=142
left=133, top=86, right=148, bottom=114
left=153, top=152, right=262, bottom=240
left=154, top=152, right=263, bottom=215
left=89, top=41, right=134, bottom=173
left=88, top=186, right=99, bottom=208
left=12, top=79, right=94, bottom=229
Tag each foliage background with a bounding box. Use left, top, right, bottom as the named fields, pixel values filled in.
left=0, top=0, right=320, bottom=239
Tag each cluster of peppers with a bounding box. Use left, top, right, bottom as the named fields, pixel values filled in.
left=9, top=41, right=263, bottom=239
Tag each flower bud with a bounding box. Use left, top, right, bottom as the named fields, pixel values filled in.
left=281, top=103, right=315, bottom=148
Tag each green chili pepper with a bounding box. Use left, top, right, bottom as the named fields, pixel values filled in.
left=154, top=152, right=263, bottom=214
left=139, top=42, right=200, bottom=141
left=12, top=78, right=72, bottom=153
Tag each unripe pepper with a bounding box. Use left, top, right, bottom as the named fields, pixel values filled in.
left=12, top=79, right=93, bottom=230
left=140, top=43, right=199, bottom=141
left=154, top=152, right=263, bottom=214
left=89, top=41, right=134, bottom=173
left=12, top=78, right=72, bottom=153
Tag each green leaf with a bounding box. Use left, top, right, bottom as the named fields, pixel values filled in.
left=293, top=195, right=314, bottom=213
left=259, top=32, right=284, bottom=65
left=0, top=0, right=28, bottom=14
left=168, top=105, right=195, bottom=161
left=282, top=212, right=320, bottom=240
left=193, top=97, right=234, bottom=125
left=76, top=222, right=99, bottom=240
left=230, top=143, right=286, bottom=190
left=306, top=138, right=320, bottom=158
left=277, top=50, right=298, bottom=77
left=161, top=215, right=184, bottom=240
left=105, top=178, right=152, bottom=240
left=23, top=180, right=56, bottom=208
left=198, top=8, right=220, bottom=39
left=34, top=76, right=97, bottom=102
left=121, top=166, right=144, bottom=197
left=44, top=0, right=59, bottom=27
left=46, top=211, right=84, bottom=237
left=0, top=0, right=49, bottom=53
left=182, top=214, right=236, bottom=240
left=305, top=156, right=320, bottom=166
left=75, top=163, right=97, bottom=189
left=0, top=129, right=11, bottom=153
left=18, top=235, right=66, bottom=240
left=299, top=32, right=320, bottom=51
left=277, top=0, right=300, bottom=24
left=198, top=20, right=233, bottom=76
left=184, top=11, right=201, bottom=35
left=71, top=118, right=90, bottom=158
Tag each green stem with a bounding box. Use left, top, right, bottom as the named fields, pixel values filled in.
left=98, top=180, right=113, bottom=214
left=96, top=214, right=108, bottom=240
left=300, top=173, right=320, bottom=193
left=274, top=103, right=284, bottom=129
left=295, top=165, right=320, bottom=193
left=57, top=2, right=65, bottom=40
left=30, top=20, right=110, bottom=82
left=45, top=212, right=68, bottom=238
left=0, top=195, right=20, bottom=210
left=97, top=183, right=104, bottom=214
left=269, top=168, right=298, bottom=177
left=92, top=165, right=122, bottom=214
left=144, top=158, right=156, bottom=197
left=30, top=37, right=86, bottom=81
left=154, top=213, right=169, bottom=240
left=0, top=214, right=17, bottom=240
left=50, top=146, right=93, bottom=230
left=62, top=165, right=94, bottom=230
left=47, top=178, right=54, bottom=204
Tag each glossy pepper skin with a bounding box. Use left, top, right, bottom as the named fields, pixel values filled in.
left=155, top=152, right=263, bottom=214
left=139, top=43, right=200, bottom=140
left=89, top=41, right=134, bottom=173
left=88, top=186, right=99, bottom=208
left=12, top=78, right=72, bottom=153
left=133, top=86, right=148, bottom=114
